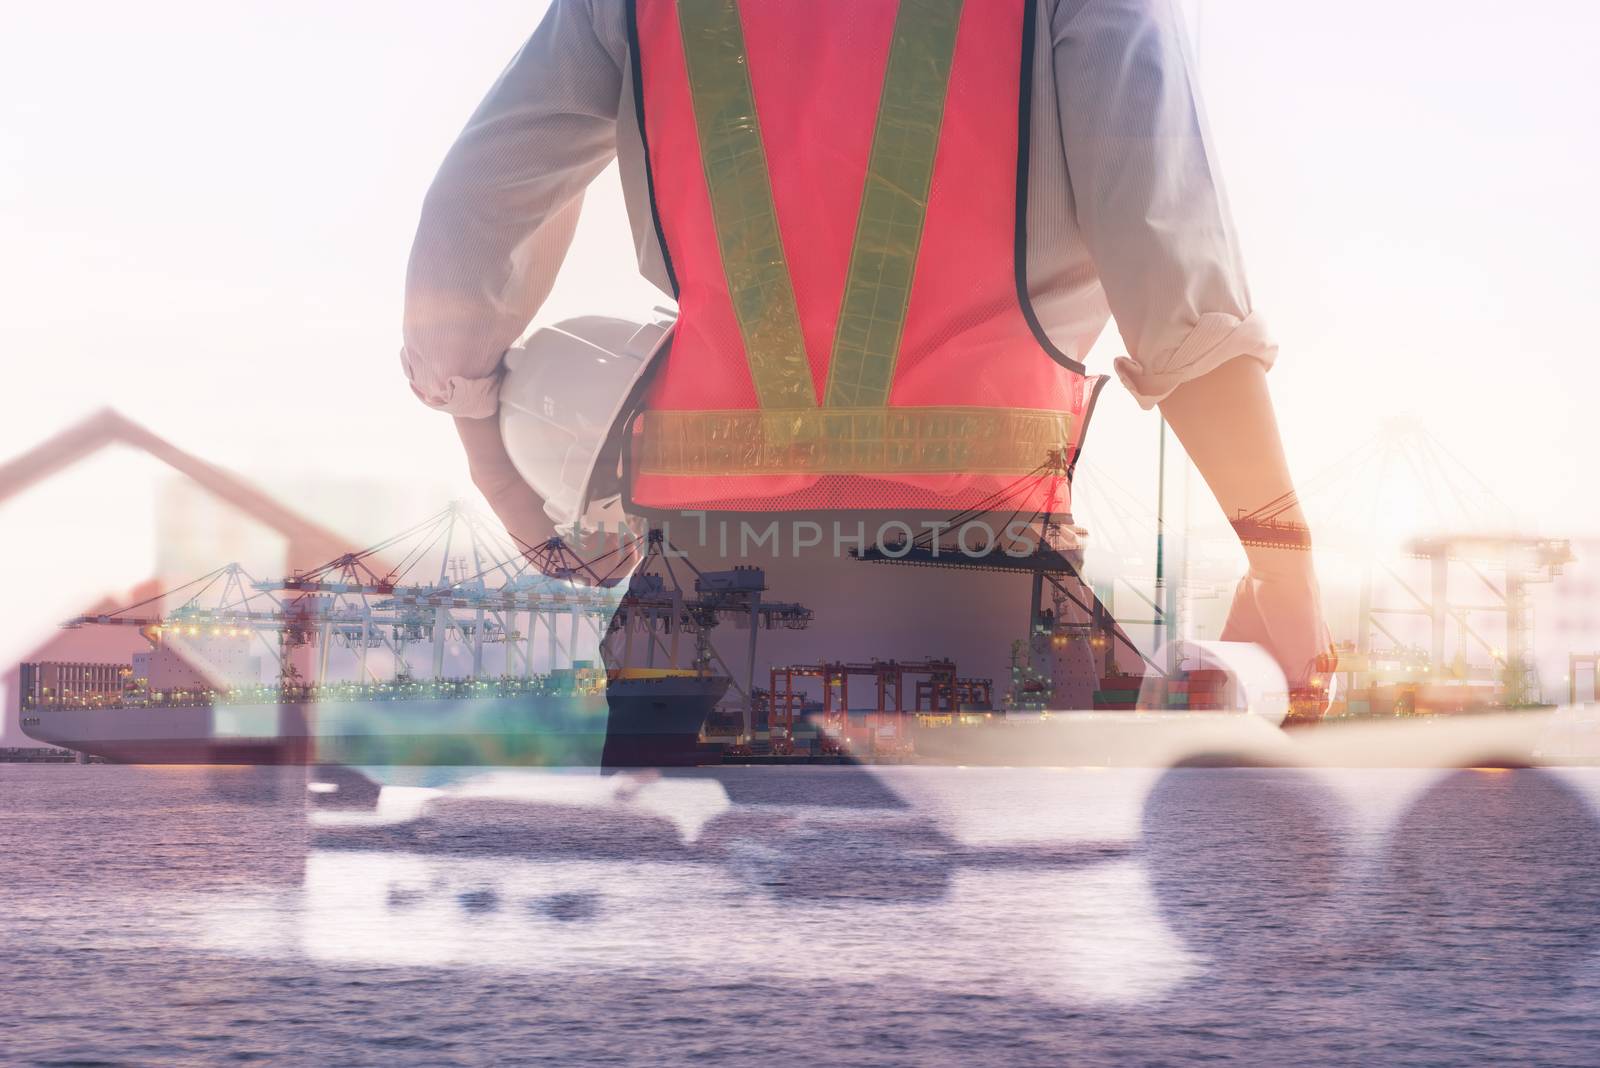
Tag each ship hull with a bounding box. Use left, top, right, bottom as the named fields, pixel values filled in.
left=21, top=676, right=730, bottom=768
left=907, top=713, right=1293, bottom=768
left=908, top=709, right=1562, bottom=768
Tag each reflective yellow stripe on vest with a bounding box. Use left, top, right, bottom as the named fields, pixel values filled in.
left=825, top=0, right=963, bottom=409
left=636, top=407, right=1073, bottom=476
left=677, top=0, right=815, bottom=411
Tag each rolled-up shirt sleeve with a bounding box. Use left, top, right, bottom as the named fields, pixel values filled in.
left=401, top=0, right=624, bottom=418
left=1053, top=0, right=1276, bottom=409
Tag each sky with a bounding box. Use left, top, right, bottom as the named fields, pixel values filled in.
left=2, top=1, right=1599, bottom=732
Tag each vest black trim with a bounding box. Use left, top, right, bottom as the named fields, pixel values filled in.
left=1014, top=0, right=1087, bottom=376
left=625, top=0, right=679, bottom=298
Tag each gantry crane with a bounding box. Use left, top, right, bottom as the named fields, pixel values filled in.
left=613, top=529, right=812, bottom=740
left=61, top=504, right=639, bottom=692
left=767, top=658, right=993, bottom=756
left=1217, top=421, right=1578, bottom=705
left=1403, top=534, right=1574, bottom=706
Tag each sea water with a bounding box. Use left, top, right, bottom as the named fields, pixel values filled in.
left=5, top=763, right=1600, bottom=1067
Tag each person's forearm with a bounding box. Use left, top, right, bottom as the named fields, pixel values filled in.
left=1157, top=357, right=1310, bottom=575
left=454, top=415, right=558, bottom=550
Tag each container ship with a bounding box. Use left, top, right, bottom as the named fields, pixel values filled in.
left=20, top=666, right=728, bottom=768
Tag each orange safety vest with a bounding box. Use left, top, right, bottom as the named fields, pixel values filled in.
left=626, top=0, right=1104, bottom=513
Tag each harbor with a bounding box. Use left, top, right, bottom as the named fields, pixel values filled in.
left=11, top=416, right=1600, bottom=770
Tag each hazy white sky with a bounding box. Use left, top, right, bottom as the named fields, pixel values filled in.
left=2, top=0, right=1597, bottom=543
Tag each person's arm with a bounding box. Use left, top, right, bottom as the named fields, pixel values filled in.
left=1158, top=357, right=1306, bottom=570
left=1053, top=0, right=1274, bottom=406
left=401, top=0, right=625, bottom=547
left=1053, top=0, right=1327, bottom=687
left=1160, top=359, right=1328, bottom=691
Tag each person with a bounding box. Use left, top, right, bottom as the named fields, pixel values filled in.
left=400, top=0, right=1329, bottom=727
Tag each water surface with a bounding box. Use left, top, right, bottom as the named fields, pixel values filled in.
left=5, top=764, right=1600, bottom=1066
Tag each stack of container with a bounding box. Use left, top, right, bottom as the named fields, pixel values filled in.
left=1092, top=675, right=1143, bottom=711
left=1091, top=669, right=1236, bottom=712
left=1172, top=669, right=1231, bottom=711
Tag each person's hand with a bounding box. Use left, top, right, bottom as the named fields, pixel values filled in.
left=453, top=415, right=558, bottom=551
left=1219, top=554, right=1336, bottom=721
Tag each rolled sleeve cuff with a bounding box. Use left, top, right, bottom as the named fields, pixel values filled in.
left=1113, top=311, right=1279, bottom=410
left=400, top=346, right=503, bottom=419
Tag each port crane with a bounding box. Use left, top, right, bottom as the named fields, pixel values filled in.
left=60, top=505, right=635, bottom=692
left=610, top=529, right=813, bottom=740
left=56, top=499, right=820, bottom=754
left=1402, top=535, right=1574, bottom=706
left=1222, top=421, right=1576, bottom=704
left=767, top=659, right=993, bottom=757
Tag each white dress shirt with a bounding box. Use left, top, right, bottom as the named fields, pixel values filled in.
left=401, top=0, right=1275, bottom=419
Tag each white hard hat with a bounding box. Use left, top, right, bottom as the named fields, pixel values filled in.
left=499, top=310, right=674, bottom=532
